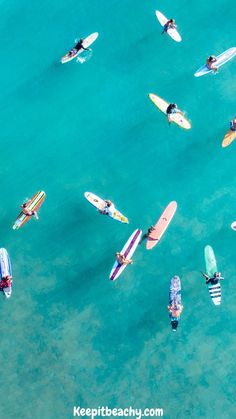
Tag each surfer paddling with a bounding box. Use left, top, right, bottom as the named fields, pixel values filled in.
left=162, top=18, right=176, bottom=34
left=21, top=202, right=39, bottom=220
left=116, top=252, right=133, bottom=266
left=68, top=39, right=90, bottom=58
left=206, top=55, right=218, bottom=72
left=201, top=271, right=224, bottom=285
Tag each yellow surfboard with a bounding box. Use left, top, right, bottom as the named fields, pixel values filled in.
left=222, top=129, right=236, bottom=148
left=148, top=93, right=191, bottom=130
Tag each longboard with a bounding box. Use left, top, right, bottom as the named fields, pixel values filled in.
left=13, top=191, right=46, bottom=230
left=155, top=10, right=181, bottom=42
left=109, top=229, right=142, bottom=281
left=148, top=93, right=191, bottom=129
left=0, top=248, right=12, bottom=299
left=204, top=245, right=221, bottom=305
left=222, top=129, right=236, bottom=148
left=194, top=47, right=236, bottom=77
left=169, top=275, right=182, bottom=331
left=84, top=192, right=128, bottom=224
left=61, top=32, right=99, bottom=64
left=146, top=201, right=177, bottom=250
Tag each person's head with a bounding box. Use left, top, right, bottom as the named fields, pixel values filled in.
left=170, top=19, right=175, bottom=23
left=106, top=200, right=112, bottom=207
left=214, top=272, right=221, bottom=278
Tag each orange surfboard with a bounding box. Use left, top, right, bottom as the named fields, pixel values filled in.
left=146, top=201, right=177, bottom=250
left=222, top=129, right=236, bottom=148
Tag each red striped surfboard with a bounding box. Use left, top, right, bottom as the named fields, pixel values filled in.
left=12, top=191, right=46, bottom=230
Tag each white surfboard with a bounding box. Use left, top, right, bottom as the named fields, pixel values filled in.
left=148, top=93, right=191, bottom=129
left=61, top=32, right=99, bottom=64
left=155, top=11, right=182, bottom=43
left=109, top=229, right=142, bottom=281
left=84, top=192, right=128, bottom=224
left=194, top=47, right=236, bottom=77
left=0, top=248, right=13, bottom=299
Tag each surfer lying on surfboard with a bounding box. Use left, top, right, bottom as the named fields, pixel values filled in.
left=0, top=275, right=12, bottom=291
left=201, top=271, right=224, bottom=285
left=206, top=56, right=218, bottom=72
left=68, top=39, right=90, bottom=58
left=167, top=302, right=183, bottom=317
left=162, top=18, right=176, bottom=34
left=21, top=202, right=39, bottom=220
left=116, top=252, right=133, bottom=266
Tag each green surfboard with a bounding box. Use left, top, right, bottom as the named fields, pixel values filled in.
left=204, top=245, right=217, bottom=277
left=204, top=245, right=221, bottom=305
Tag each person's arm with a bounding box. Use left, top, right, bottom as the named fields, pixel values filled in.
left=201, top=271, right=210, bottom=282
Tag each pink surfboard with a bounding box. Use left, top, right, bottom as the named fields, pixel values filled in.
left=146, top=201, right=177, bottom=250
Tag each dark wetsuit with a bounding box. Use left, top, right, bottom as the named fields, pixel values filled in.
left=166, top=104, right=177, bottom=115
left=206, top=275, right=224, bottom=285
left=230, top=121, right=236, bottom=132
left=74, top=40, right=87, bottom=52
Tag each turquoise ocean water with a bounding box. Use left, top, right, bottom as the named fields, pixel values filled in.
left=0, top=0, right=236, bottom=417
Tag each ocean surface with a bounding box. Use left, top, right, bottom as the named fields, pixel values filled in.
left=0, top=0, right=236, bottom=418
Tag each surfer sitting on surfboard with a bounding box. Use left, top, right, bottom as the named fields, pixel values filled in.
left=162, top=19, right=176, bottom=34
left=206, top=56, right=218, bottom=72
left=99, top=200, right=115, bottom=216
left=68, top=39, right=90, bottom=57
left=230, top=117, right=236, bottom=132
left=167, top=303, right=183, bottom=317
left=21, top=202, right=39, bottom=220
left=201, top=271, right=224, bottom=285
left=0, top=275, right=12, bottom=291
left=166, top=103, right=180, bottom=124
left=116, top=252, right=133, bottom=266
left=139, top=226, right=155, bottom=244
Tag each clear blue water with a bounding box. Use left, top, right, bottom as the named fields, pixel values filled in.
left=1, top=0, right=236, bottom=418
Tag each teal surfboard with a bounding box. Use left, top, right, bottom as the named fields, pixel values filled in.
left=204, top=245, right=221, bottom=305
